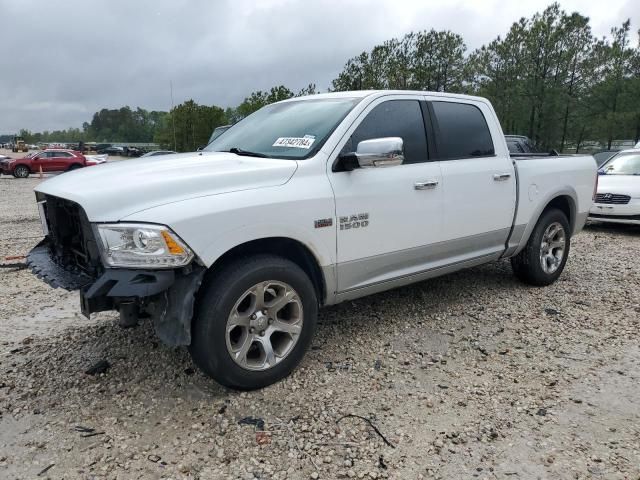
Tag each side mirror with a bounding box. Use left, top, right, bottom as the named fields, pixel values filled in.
left=338, top=137, right=404, bottom=171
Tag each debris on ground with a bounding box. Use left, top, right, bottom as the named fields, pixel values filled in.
left=337, top=414, right=395, bottom=448
left=238, top=416, right=265, bottom=430
left=84, top=359, right=111, bottom=375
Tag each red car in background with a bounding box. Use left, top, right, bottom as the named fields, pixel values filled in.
left=0, top=149, right=97, bottom=178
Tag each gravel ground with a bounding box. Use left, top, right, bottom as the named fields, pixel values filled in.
left=1, top=174, right=639, bottom=480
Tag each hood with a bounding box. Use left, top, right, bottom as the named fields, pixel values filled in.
left=35, top=151, right=298, bottom=221
left=597, top=174, right=640, bottom=198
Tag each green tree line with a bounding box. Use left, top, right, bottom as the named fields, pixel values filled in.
left=17, top=3, right=640, bottom=152
left=18, top=83, right=318, bottom=151
left=332, top=3, right=640, bottom=150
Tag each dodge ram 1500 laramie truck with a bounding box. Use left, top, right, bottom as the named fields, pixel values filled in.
left=28, top=91, right=597, bottom=389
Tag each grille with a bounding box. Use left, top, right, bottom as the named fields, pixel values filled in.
left=42, top=195, right=101, bottom=277
left=595, top=193, right=631, bottom=205
left=589, top=213, right=640, bottom=221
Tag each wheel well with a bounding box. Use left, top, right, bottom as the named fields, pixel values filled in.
left=543, top=195, right=575, bottom=232
left=205, top=238, right=326, bottom=304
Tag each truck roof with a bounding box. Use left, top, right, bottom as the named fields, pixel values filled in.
left=282, top=90, right=491, bottom=105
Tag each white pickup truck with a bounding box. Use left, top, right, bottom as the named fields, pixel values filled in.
left=28, top=91, right=597, bottom=389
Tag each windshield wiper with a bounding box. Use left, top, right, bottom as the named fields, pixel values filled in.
left=227, top=147, right=271, bottom=158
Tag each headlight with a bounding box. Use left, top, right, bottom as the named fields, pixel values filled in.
left=95, top=223, right=194, bottom=268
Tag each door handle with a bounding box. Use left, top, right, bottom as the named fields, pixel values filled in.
left=493, top=173, right=511, bottom=181
left=414, top=180, right=439, bottom=190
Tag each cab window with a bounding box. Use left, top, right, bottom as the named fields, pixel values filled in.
left=345, top=100, right=429, bottom=164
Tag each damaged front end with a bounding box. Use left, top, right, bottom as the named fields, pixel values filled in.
left=27, top=194, right=205, bottom=346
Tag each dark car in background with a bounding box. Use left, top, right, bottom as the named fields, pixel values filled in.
left=98, top=146, right=125, bottom=155
left=123, top=146, right=144, bottom=157
left=505, top=135, right=538, bottom=154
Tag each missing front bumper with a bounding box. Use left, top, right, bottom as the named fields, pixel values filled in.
left=79, top=265, right=205, bottom=346
left=28, top=239, right=205, bottom=347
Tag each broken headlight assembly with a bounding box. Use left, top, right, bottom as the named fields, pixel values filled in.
left=95, top=223, right=194, bottom=268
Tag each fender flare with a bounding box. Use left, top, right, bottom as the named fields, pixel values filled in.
left=512, top=188, right=578, bottom=256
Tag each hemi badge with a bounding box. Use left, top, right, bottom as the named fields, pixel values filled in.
left=314, top=218, right=333, bottom=228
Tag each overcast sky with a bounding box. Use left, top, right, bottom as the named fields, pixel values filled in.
left=0, top=0, right=637, bottom=133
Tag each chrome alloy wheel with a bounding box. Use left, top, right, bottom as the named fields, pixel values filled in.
left=14, top=166, right=29, bottom=178
left=539, top=222, right=566, bottom=274
left=225, top=281, right=303, bottom=371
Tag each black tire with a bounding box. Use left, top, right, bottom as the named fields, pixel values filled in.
left=13, top=165, right=29, bottom=178
left=511, top=208, right=571, bottom=286
left=189, top=255, right=318, bottom=390
left=68, top=164, right=82, bottom=171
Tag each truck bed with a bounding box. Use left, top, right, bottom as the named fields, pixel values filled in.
left=507, top=153, right=596, bottom=256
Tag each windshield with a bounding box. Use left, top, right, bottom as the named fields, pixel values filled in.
left=601, top=153, right=640, bottom=175
left=205, top=98, right=361, bottom=159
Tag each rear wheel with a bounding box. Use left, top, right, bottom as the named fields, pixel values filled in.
left=189, top=255, right=317, bottom=390
left=13, top=165, right=29, bottom=178
left=511, top=208, right=570, bottom=286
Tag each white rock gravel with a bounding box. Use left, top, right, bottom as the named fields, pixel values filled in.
left=1, top=174, right=639, bottom=479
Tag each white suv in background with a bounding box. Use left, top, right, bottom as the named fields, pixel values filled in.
left=590, top=149, right=640, bottom=225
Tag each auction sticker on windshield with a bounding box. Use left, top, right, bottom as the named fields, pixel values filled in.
left=272, top=137, right=315, bottom=149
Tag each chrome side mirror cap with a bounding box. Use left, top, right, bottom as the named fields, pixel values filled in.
left=355, top=137, right=404, bottom=168
left=337, top=137, right=405, bottom=171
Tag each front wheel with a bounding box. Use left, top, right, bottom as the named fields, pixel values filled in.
left=13, top=165, right=30, bottom=178
left=190, top=255, right=318, bottom=390
left=511, top=208, right=571, bottom=286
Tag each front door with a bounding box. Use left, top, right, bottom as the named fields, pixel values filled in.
left=328, top=96, right=443, bottom=293
left=31, top=152, right=53, bottom=172
left=427, top=99, right=516, bottom=261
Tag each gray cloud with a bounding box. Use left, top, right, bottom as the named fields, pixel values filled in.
left=0, top=0, right=637, bottom=132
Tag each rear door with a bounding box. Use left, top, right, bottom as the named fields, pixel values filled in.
left=50, top=151, right=74, bottom=170
left=427, top=98, right=515, bottom=261
left=328, top=95, right=444, bottom=293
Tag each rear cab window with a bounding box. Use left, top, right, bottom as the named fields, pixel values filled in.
left=430, top=101, right=495, bottom=160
